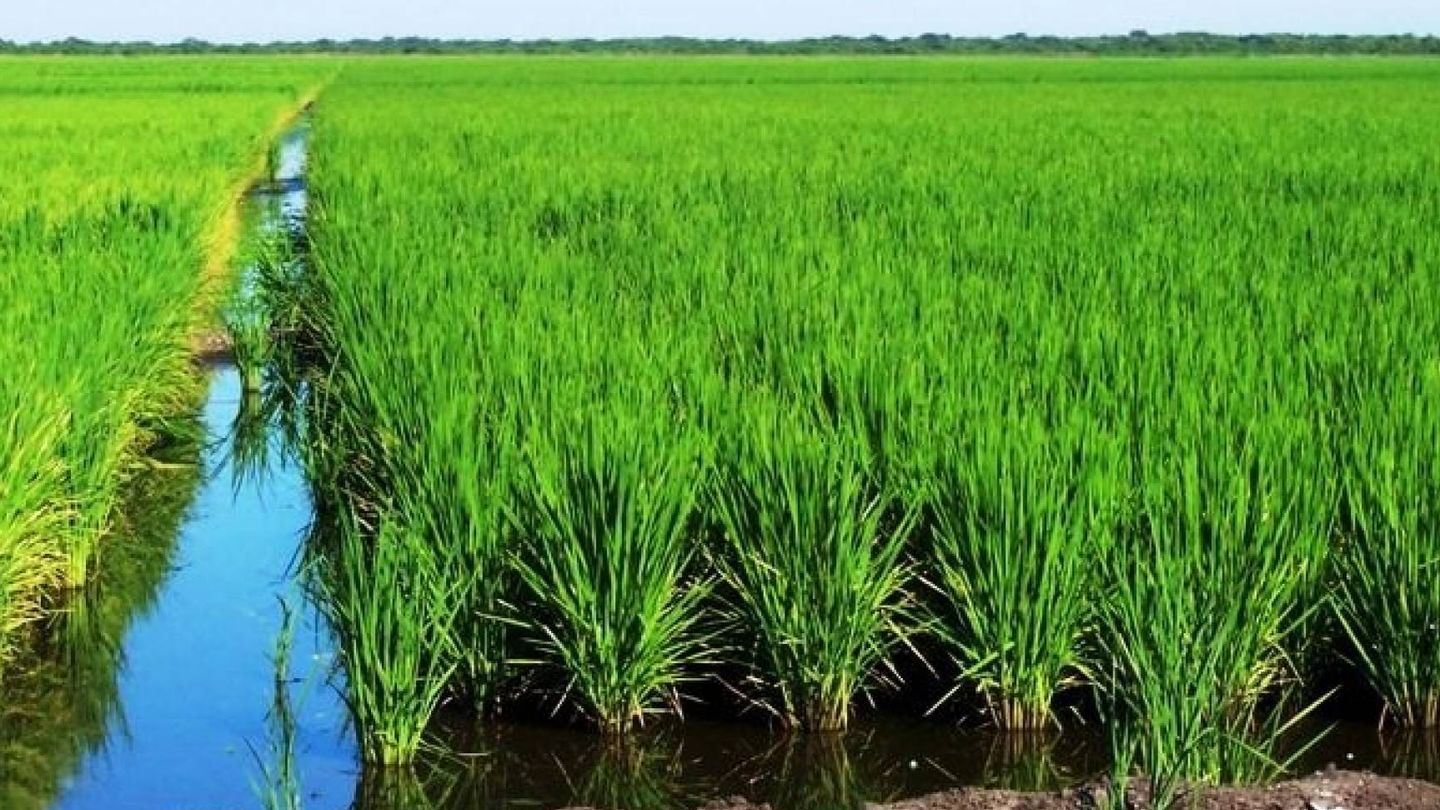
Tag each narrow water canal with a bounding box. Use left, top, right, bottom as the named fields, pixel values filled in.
left=50, top=118, right=359, bottom=810
left=54, top=366, right=356, bottom=810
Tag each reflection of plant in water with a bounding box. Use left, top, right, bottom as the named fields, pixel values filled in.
left=1377, top=730, right=1440, bottom=780
left=764, top=732, right=866, bottom=810
left=354, top=768, right=430, bottom=810
left=350, top=764, right=470, bottom=810
left=251, top=596, right=306, bottom=810
left=980, top=731, right=1065, bottom=792
left=229, top=385, right=277, bottom=492
left=417, top=748, right=511, bottom=810
left=563, top=736, right=688, bottom=810
left=0, top=448, right=199, bottom=810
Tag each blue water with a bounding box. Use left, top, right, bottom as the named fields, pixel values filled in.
left=45, top=115, right=360, bottom=810
left=54, top=368, right=357, bottom=810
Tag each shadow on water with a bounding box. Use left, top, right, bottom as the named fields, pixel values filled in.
left=0, top=435, right=200, bottom=810
left=341, top=719, right=1112, bottom=810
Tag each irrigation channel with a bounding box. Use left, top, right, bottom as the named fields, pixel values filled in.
left=0, top=121, right=1438, bottom=810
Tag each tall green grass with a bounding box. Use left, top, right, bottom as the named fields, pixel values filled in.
left=711, top=410, right=916, bottom=731
left=1334, top=373, right=1440, bottom=728
left=920, top=409, right=1105, bottom=730
left=514, top=410, right=713, bottom=734
left=292, top=56, right=1440, bottom=789
left=0, top=57, right=329, bottom=667
left=318, top=514, right=464, bottom=766
left=1097, top=409, right=1336, bottom=806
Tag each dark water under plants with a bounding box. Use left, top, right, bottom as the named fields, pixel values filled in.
left=2, top=116, right=1439, bottom=810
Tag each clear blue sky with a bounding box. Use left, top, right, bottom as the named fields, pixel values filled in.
left=8, top=0, right=1439, bottom=43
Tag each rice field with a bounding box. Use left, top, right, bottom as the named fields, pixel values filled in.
left=4, top=53, right=1440, bottom=809
left=0, top=57, right=327, bottom=671
left=275, top=56, right=1440, bottom=804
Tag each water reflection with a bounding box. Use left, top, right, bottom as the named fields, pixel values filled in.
left=1301, top=721, right=1440, bottom=782
left=0, top=431, right=200, bottom=810
left=563, top=738, right=691, bottom=810
left=18, top=366, right=356, bottom=810
left=331, top=720, right=1109, bottom=810
left=320, top=718, right=1440, bottom=810
left=977, top=731, right=1069, bottom=792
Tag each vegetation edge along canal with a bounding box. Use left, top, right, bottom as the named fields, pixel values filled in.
left=4, top=56, right=1440, bottom=810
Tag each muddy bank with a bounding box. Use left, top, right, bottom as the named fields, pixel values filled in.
left=190, top=328, right=234, bottom=363
left=558, top=771, right=1440, bottom=810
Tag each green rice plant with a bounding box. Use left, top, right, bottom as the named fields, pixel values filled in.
left=1333, top=376, right=1440, bottom=728
left=316, top=514, right=463, bottom=766
left=921, top=409, right=1107, bottom=729
left=0, top=57, right=329, bottom=658
left=264, top=141, right=283, bottom=188
left=710, top=406, right=917, bottom=732
left=513, top=411, right=713, bottom=734
left=1097, top=407, right=1336, bottom=808
left=0, top=406, right=67, bottom=672
left=296, top=56, right=1440, bottom=778
left=303, top=317, right=524, bottom=715
left=564, top=737, right=689, bottom=810
left=414, top=455, right=518, bottom=717
left=250, top=597, right=304, bottom=810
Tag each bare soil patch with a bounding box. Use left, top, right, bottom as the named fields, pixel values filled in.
left=566, top=771, right=1440, bottom=810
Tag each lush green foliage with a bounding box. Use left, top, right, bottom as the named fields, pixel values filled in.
left=1334, top=368, right=1440, bottom=729
left=514, top=412, right=713, bottom=733
left=292, top=58, right=1440, bottom=797
left=317, top=516, right=464, bottom=766
left=921, top=410, right=1105, bottom=730
left=711, top=414, right=916, bottom=731
left=0, top=57, right=326, bottom=670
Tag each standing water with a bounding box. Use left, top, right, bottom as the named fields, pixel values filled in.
left=54, top=119, right=358, bottom=810
left=52, top=365, right=356, bottom=810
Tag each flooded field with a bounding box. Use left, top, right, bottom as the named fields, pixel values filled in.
left=4, top=58, right=1440, bottom=810
left=1, top=109, right=1436, bottom=810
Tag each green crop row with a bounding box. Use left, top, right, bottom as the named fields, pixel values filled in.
left=0, top=57, right=327, bottom=672
left=271, top=57, right=1440, bottom=805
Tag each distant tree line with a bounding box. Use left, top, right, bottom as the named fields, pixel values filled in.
left=2, top=32, right=1439, bottom=56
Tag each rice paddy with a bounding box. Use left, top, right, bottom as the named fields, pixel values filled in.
left=4, top=54, right=1440, bottom=810
left=272, top=56, right=1440, bottom=804
left=0, top=57, right=327, bottom=672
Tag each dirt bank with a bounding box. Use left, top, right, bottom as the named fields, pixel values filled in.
left=191, top=329, right=234, bottom=364
left=564, top=770, right=1440, bottom=810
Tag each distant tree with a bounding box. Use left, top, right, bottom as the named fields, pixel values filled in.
left=4, top=32, right=1439, bottom=56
